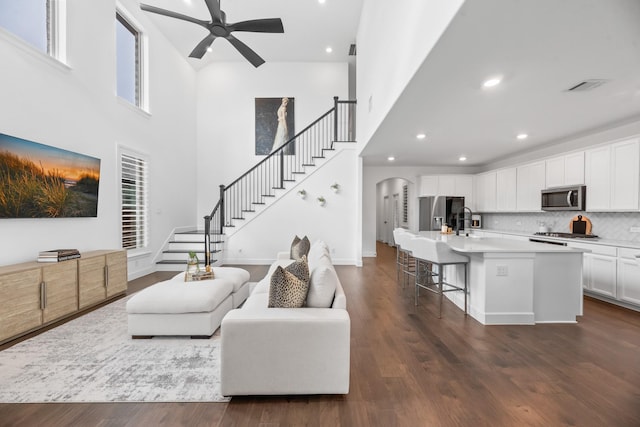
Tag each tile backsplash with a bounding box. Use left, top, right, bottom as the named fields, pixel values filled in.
left=481, top=211, right=640, bottom=242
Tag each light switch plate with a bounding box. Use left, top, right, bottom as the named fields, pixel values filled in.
left=496, top=265, right=508, bottom=276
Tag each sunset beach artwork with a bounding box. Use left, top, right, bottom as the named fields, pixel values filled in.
left=0, top=132, right=101, bottom=218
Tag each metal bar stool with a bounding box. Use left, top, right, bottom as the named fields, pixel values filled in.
left=393, top=228, right=408, bottom=287
left=397, top=231, right=417, bottom=289
left=411, top=237, right=469, bottom=318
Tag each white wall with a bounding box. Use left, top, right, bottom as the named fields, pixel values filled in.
left=223, top=147, right=359, bottom=265
left=355, top=0, right=464, bottom=149
left=0, top=0, right=197, bottom=278
left=195, top=62, right=349, bottom=225
left=376, top=178, right=409, bottom=244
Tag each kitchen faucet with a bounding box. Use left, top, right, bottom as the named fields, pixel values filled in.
left=456, top=206, right=473, bottom=236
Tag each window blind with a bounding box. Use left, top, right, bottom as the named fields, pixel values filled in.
left=121, top=153, right=148, bottom=250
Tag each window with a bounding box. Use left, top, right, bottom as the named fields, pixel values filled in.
left=0, top=0, right=61, bottom=56
left=120, top=152, right=148, bottom=250
left=116, top=11, right=141, bottom=107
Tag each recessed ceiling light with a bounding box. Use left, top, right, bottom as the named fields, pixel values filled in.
left=325, top=46, right=333, bottom=53
left=387, top=156, right=395, bottom=161
left=416, top=133, right=426, bottom=140
left=459, top=156, right=467, bottom=162
left=482, top=77, right=502, bottom=88
left=517, top=133, right=528, bottom=140
left=318, top=0, right=326, bottom=3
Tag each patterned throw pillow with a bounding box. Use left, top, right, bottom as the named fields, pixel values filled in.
left=290, top=235, right=311, bottom=260
left=268, top=256, right=310, bottom=308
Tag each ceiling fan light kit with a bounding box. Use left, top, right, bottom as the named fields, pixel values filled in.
left=140, top=0, right=284, bottom=67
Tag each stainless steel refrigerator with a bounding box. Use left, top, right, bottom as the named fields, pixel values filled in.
left=418, top=196, right=465, bottom=231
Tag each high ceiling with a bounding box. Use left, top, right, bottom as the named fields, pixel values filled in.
left=142, top=0, right=640, bottom=168
left=139, top=0, right=363, bottom=68
left=360, top=0, right=640, bottom=167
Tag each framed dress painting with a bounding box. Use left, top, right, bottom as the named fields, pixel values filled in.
left=255, top=97, right=295, bottom=155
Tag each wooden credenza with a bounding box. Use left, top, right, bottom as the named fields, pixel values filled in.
left=0, top=250, right=128, bottom=344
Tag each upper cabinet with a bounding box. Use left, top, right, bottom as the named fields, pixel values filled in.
left=545, top=152, right=584, bottom=188
left=496, top=168, right=517, bottom=211
left=474, top=172, right=496, bottom=212
left=585, top=138, right=639, bottom=211
left=418, top=175, right=474, bottom=207
left=517, top=161, right=546, bottom=211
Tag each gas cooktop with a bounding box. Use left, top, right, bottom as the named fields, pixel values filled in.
left=533, top=231, right=599, bottom=239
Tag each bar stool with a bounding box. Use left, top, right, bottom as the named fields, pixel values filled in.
left=392, top=228, right=407, bottom=286
left=411, top=237, right=469, bottom=318
left=396, top=231, right=417, bottom=288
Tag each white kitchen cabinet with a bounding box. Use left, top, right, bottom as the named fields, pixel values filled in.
left=585, top=138, right=639, bottom=211
left=474, top=172, right=496, bottom=212
left=517, top=161, right=545, bottom=211
left=496, top=168, right=517, bottom=211
left=585, top=145, right=611, bottom=210
left=617, top=248, right=640, bottom=305
left=589, top=253, right=618, bottom=297
left=564, top=152, right=585, bottom=185
left=546, top=152, right=584, bottom=188
left=438, top=176, right=456, bottom=196
left=419, top=175, right=474, bottom=206
left=610, top=139, right=639, bottom=210
left=566, top=242, right=617, bottom=297
left=419, top=176, right=439, bottom=196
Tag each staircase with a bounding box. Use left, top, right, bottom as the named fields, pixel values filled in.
left=155, top=97, right=356, bottom=270
left=155, top=230, right=223, bottom=270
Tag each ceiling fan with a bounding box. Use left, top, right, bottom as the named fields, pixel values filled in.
left=140, top=0, right=284, bottom=67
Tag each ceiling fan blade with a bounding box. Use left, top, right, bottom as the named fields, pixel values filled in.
left=189, top=34, right=217, bottom=59
left=204, top=0, right=223, bottom=22
left=225, top=34, right=265, bottom=68
left=229, top=18, right=284, bottom=33
left=140, top=4, right=208, bottom=28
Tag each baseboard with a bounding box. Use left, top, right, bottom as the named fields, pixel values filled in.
left=362, top=251, right=377, bottom=258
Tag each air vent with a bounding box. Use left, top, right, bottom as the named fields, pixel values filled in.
left=566, top=79, right=608, bottom=92
left=348, top=44, right=357, bottom=56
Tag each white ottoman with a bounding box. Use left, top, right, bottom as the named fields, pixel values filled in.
left=170, top=267, right=251, bottom=308
left=126, top=279, right=235, bottom=338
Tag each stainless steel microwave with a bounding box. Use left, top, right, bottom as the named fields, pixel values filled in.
left=541, top=185, right=586, bottom=211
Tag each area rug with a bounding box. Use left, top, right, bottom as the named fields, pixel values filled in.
left=0, top=296, right=230, bottom=403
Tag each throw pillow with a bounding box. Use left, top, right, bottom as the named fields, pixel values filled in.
left=268, top=265, right=309, bottom=308
left=307, top=262, right=339, bottom=308
left=290, top=235, right=311, bottom=260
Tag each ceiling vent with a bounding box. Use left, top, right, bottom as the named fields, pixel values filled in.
left=348, top=44, right=357, bottom=56
left=566, top=79, right=608, bottom=92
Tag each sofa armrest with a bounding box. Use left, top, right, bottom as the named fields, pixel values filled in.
left=221, top=308, right=350, bottom=396
left=276, top=251, right=290, bottom=260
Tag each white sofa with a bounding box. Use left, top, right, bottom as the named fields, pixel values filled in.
left=220, top=241, right=351, bottom=396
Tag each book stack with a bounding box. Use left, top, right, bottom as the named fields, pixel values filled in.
left=38, top=249, right=81, bottom=263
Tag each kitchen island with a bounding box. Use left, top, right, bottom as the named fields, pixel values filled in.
left=417, top=231, right=585, bottom=325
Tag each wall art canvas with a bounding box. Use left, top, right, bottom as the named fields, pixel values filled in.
left=255, top=97, right=295, bottom=155
left=0, top=132, right=101, bottom=218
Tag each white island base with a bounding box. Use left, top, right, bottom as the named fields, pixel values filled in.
left=419, top=233, right=584, bottom=325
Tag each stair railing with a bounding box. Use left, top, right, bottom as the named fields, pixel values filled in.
left=203, top=97, right=356, bottom=267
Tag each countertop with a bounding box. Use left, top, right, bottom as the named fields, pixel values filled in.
left=471, top=229, right=640, bottom=250
left=417, top=231, right=586, bottom=254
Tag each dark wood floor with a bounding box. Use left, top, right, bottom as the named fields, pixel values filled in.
left=1, top=242, right=639, bottom=426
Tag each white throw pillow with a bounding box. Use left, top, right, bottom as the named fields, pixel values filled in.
left=308, top=241, right=330, bottom=269
left=307, top=263, right=338, bottom=308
